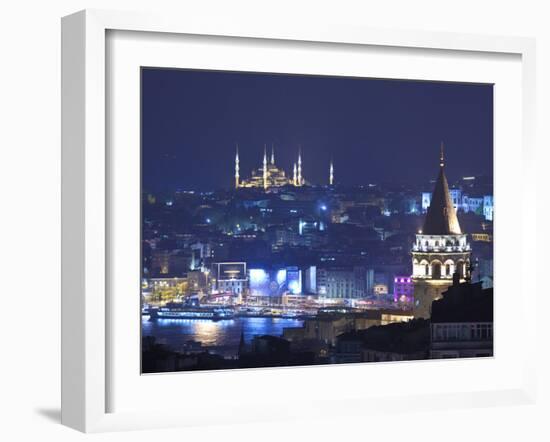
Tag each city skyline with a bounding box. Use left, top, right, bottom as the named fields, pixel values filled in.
left=141, top=68, right=493, bottom=373
left=142, top=68, right=493, bottom=192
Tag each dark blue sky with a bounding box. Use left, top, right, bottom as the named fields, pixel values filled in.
left=142, top=68, right=493, bottom=192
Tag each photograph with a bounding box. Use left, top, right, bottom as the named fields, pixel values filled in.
left=1, top=0, right=545, bottom=438
left=140, top=68, right=494, bottom=373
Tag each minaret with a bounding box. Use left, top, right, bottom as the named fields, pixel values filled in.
left=411, top=142, right=471, bottom=319
left=329, top=159, right=334, bottom=186
left=271, top=144, right=275, bottom=165
left=293, top=163, right=297, bottom=186
left=297, top=146, right=302, bottom=186
left=235, top=143, right=240, bottom=189
left=263, top=144, right=268, bottom=190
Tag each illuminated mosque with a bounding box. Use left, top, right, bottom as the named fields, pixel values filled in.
left=235, top=144, right=335, bottom=190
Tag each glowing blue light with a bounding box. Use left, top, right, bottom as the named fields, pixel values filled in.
left=276, top=269, right=287, bottom=285
left=206, top=218, right=211, bottom=223
left=288, top=280, right=300, bottom=294
left=249, top=269, right=268, bottom=284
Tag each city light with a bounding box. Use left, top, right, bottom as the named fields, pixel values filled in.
left=288, top=280, right=300, bottom=294
left=140, top=70, right=494, bottom=373
left=249, top=269, right=268, bottom=284
left=276, top=269, right=287, bottom=285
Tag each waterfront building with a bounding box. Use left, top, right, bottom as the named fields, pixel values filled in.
left=316, top=266, right=367, bottom=299
left=248, top=266, right=302, bottom=297
left=147, top=277, right=187, bottom=291
left=304, top=266, right=317, bottom=294
left=145, top=277, right=188, bottom=302
left=211, top=262, right=248, bottom=296
left=411, top=145, right=472, bottom=318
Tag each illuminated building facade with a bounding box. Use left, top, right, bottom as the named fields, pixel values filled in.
left=373, top=284, right=388, bottom=296
left=247, top=266, right=302, bottom=297
left=316, top=266, right=367, bottom=299
left=411, top=145, right=471, bottom=318
left=211, top=262, right=248, bottom=296
left=142, top=277, right=188, bottom=303
left=393, top=276, right=414, bottom=303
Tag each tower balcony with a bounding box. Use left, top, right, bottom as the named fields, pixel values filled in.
left=412, top=244, right=471, bottom=253
left=413, top=233, right=470, bottom=253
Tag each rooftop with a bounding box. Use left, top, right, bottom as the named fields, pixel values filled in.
left=431, top=281, right=493, bottom=323
left=422, top=145, right=462, bottom=235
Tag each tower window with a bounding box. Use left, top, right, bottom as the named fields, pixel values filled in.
left=457, top=261, right=464, bottom=278
left=432, top=263, right=441, bottom=279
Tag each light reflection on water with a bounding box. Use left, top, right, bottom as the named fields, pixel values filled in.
left=142, top=316, right=304, bottom=357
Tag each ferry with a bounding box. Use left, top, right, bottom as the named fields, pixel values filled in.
left=142, top=304, right=153, bottom=316
left=235, top=306, right=315, bottom=319
left=149, top=305, right=234, bottom=321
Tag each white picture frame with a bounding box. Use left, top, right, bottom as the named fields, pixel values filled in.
left=61, top=9, right=537, bottom=433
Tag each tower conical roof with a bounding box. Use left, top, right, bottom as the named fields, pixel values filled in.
left=423, top=146, right=461, bottom=235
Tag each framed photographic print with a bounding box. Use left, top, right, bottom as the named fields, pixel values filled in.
left=140, top=68, right=493, bottom=373
left=62, top=9, right=537, bottom=432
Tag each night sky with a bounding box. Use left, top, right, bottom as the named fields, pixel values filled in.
left=142, top=68, right=493, bottom=193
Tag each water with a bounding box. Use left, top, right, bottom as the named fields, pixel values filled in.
left=142, top=316, right=304, bottom=357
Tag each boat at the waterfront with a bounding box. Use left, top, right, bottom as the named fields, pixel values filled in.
left=235, top=306, right=317, bottom=319
left=149, top=305, right=235, bottom=321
